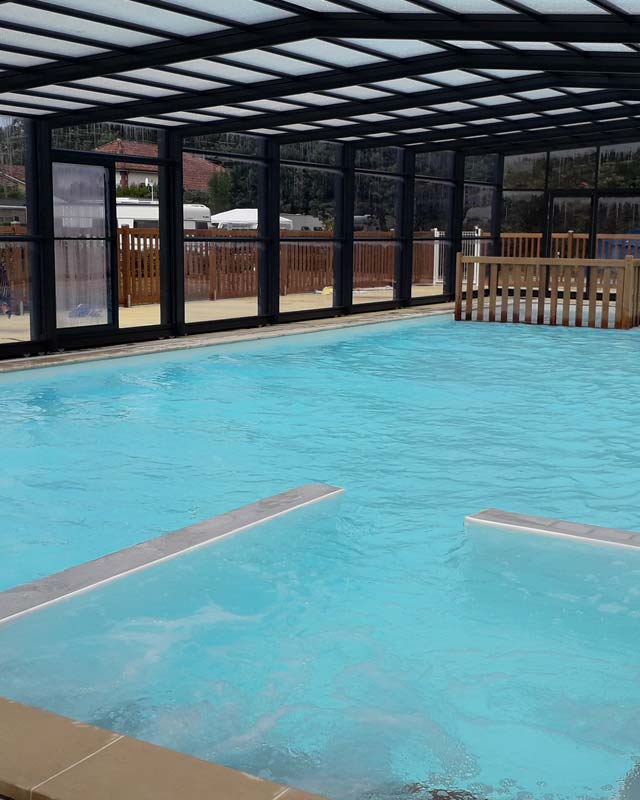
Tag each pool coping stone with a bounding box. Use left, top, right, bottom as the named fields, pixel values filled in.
left=0, top=697, right=326, bottom=800
left=0, top=305, right=453, bottom=374
left=0, top=483, right=343, bottom=626
left=466, top=508, right=640, bottom=549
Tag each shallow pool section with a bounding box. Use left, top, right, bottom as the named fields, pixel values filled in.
left=0, top=501, right=639, bottom=799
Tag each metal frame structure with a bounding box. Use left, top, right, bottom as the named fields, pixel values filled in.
left=2, top=0, right=640, bottom=358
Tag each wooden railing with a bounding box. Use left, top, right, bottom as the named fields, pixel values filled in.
left=455, top=254, right=640, bottom=329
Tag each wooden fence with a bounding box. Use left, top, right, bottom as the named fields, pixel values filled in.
left=455, top=254, right=640, bottom=329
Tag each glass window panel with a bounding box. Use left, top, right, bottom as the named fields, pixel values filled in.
left=463, top=184, right=495, bottom=232
left=548, top=147, right=596, bottom=189
left=183, top=156, right=261, bottom=230
left=551, top=196, right=592, bottom=257
left=182, top=133, right=260, bottom=156
left=280, top=239, right=335, bottom=311
left=0, top=115, right=29, bottom=232
left=503, top=152, right=547, bottom=190
left=598, top=142, right=640, bottom=189
left=412, top=239, right=450, bottom=297
left=501, top=191, right=546, bottom=235
left=52, top=123, right=158, bottom=153
left=414, top=180, right=453, bottom=235
left=184, top=239, right=259, bottom=322
left=280, top=165, right=338, bottom=234
left=464, top=154, right=498, bottom=182
left=354, top=147, right=402, bottom=172
left=353, top=240, right=399, bottom=304
left=0, top=240, right=32, bottom=342
left=354, top=173, right=400, bottom=235
left=415, top=151, right=454, bottom=178
left=53, top=163, right=108, bottom=238
left=280, top=141, right=340, bottom=165
left=597, top=197, right=640, bottom=236
left=54, top=239, right=110, bottom=327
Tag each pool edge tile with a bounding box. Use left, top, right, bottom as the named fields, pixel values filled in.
left=0, top=483, right=344, bottom=626
left=465, top=509, right=640, bottom=549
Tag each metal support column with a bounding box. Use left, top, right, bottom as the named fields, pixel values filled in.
left=491, top=153, right=504, bottom=256
left=335, top=143, right=354, bottom=310
left=27, top=120, right=56, bottom=348
left=158, top=130, right=185, bottom=334
left=447, top=150, right=465, bottom=297
left=259, top=139, right=280, bottom=320
left=397, top=147, right=415, bottom=303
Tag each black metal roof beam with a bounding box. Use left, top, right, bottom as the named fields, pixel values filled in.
left=47, top=47, right=640, bottom=130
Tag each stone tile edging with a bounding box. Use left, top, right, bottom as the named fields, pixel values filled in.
left=465, top=508, right=640, bottom=549
left=0, top=697, right=326, bottom=800
left=0, top=483, right=343, bottom=626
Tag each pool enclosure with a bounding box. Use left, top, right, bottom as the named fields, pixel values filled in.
left=2, top=0, right=640, bottom=357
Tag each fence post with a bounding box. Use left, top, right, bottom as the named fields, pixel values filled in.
left=621, top=255, right=637, bottom=329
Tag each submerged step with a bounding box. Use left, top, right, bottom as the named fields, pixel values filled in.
left=0, top=483, right=343, bottom=626
left=465, top=508, right=640, bottom=550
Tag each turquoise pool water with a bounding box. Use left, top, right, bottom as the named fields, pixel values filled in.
left=1, top=315, right=640, bottom=798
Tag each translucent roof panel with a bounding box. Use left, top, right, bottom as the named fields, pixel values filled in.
left=75, top=77, right=179, bottom=98
left=118, top=69, right=227, bottom=92
left=173, top=60, right=274, bottom=83
left=329, top=86, right=393, bottom=101
left=349, top=0, right=434, bottom=10
left=45, top=0, right=229, bottom=34
left=503, top=42, right=565, bottom=51
left=280, top=40, right=385, bottom=67
left=372, top=78, right=432, bottom=93
left=0, top=51, right=52, bottom=68
left=339, top=39, right=443, bottom=58
left=430, top=0, right=517, bottom=10
left=176, top=0, right=294, bottom=23
left=510, top=0, right=607, bottom=10
left=0, top=28, right=106, bottom=57
left=225, top=49, right=329, bottom=75
left=2, top=3, right=166, bottom=47
left=426, top=70, right=490, bottom=86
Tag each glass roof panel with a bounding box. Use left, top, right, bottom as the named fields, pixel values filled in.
left=29, top=85, right=131, bottom=103
left=161, top=111, right=221, bottom=122
left=0, top=103, right=50, bottom=115
left=479, top=69, right=541, bottom=78
left=391, top=108, right=435, bottom=117
left=0, top=50, right=51, bottom=67
left=45, top=0, right=227, bottom=34
left=284, top=0, right=359, bottom=9
left=198, top=105, right=262, bottom=116
left=316, top=118, right=358, bottom=126
left=429, top=0, right=517, bottom=10
left=570, top=42, right=634, bottom=51
left=329, top=86, right=392, bottom=100
left=177, top=0, right=293, bottom=23
left=279, top=123, right=321, bottom=130
left=510, top=0, right=606, bottom=10
left=281, top=92, right=347, bottom=105
left=605, top=0, right=640, bottom=10
left=400, top=127, right=430, bottom=132
left=561, top=87, right=601, bottom=93
left=0, top=28, right=106, bottom=57
left=581, top=102, right=622, bottom=110
left=127, top=117, right=183, bottom=126
left=339, top=39, right=442, bottom=58
left=248, top=128, right=284, bottom=134
left=119, top=68, right=227, bottom=91
left=225, top=49, right=329, bottom=75
left=279, top=40, right=384, bottom=66
left=350, top=0, right=434, bottom=10
left=430, top=101, right=477, bottom=111
left=515, top=88, right=564, bottom=100
left=1, top=3, right=165, bottom=47
left=504, top=113, right=541, bottom=119
left=443, top=40, right=498, bottom=49
left=372, top=78, right=431, bottom=93
left=469, top=118, right=502, bottom=124
left=0, top=92, right=88, bottom=109
left=351, top=113, right=397, bottom=122
left=503, top=41, right=564, bottom=50
left=543, top=107, right=581, bottom=115
left=433, top=123, right=465, bottom=129
left=426, top=69, right=489, bottom=86
left=172, top=60, right=272, bottom=82
left=241, top=99, right=305, bottom=111
left=74, top=77, right=178, bottom=97
left=474, top=95, right=518, bottom=105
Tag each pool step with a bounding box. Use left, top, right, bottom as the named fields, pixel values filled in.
left=465, top=508, right=640, bottom=549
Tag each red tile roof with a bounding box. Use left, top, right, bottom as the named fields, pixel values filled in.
left=94, top=139, right=224, bottom=191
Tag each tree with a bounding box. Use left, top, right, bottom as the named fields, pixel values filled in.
left=208, top=171, right=232, bottom=213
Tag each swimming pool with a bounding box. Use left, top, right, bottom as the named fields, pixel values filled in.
left=1, top=314, right=640, bottom=798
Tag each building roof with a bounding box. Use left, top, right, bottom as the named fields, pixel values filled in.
left=3, top=3, right=640, bottom=155
left=0, top=165, right=26, bottom=188
left=94, top=139, right=224, bottom=190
